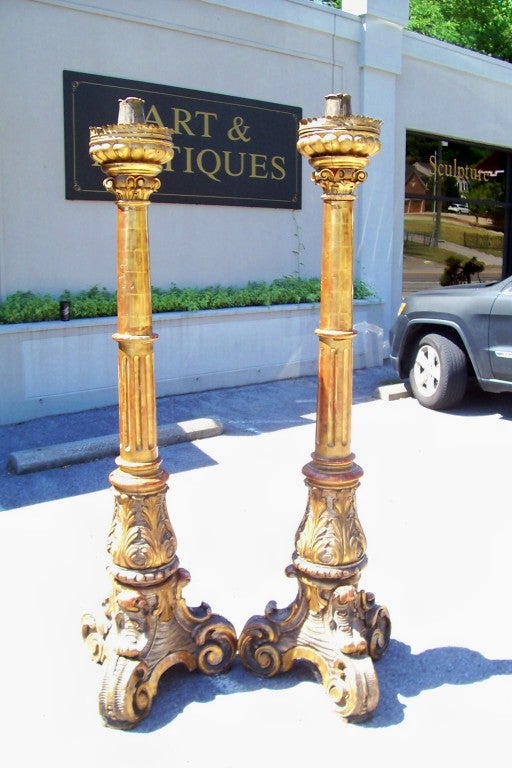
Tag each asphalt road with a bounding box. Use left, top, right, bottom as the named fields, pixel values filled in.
left=402, top=253, right=502, bottom=295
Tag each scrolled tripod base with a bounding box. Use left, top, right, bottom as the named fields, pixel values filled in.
left=238, top=566, right=390, bottom=721
left=82, top=567, right=237, bottom=729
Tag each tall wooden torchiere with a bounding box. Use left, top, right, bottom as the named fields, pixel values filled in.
left=82, top=98, right=236, bottom=729
left=239, top=94, right=391, bottom=720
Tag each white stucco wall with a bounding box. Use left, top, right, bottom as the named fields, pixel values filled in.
left=0, top=0, right=362, bottom=302
left=400, top=32, right=512, bottom=148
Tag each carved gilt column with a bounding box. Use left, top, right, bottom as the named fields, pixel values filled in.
left=239, top=94, right=390, bottom=721
left=82, top=98, right=236, bottom=729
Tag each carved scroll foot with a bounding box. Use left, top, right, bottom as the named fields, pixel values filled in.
left=238, top=568, right=390, bottom=721
left=82, top=567, right=237, bottom=729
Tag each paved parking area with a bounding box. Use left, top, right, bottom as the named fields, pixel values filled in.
left=1, top=364, right=511, bottom=767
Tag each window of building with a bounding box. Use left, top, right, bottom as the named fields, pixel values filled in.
left=404, top=131, right=511, bottom=294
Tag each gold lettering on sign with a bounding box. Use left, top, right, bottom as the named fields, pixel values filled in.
left=250, top=153, right=268, bottom=179
left=162, top=148, right=287, bottom=183
left=183, top=147, right=194, bottom=174
left=429, top=154, right=498, bottom=182
left=141, top=103, right=288, bottom=185
left=172, top=108, right=195, bottom=136
left=195, top=111, right=218, bottom=137
left=223, top=151, right=246, bottom=177
left=145, top=104, right=164, bottom=127
left=197, top=149, right=222, bottom=182
left=147, top=105, right=218, bottom=138
left=227, top=116, right=251, bottom=142
left=271, top=155, right=286, bottom=180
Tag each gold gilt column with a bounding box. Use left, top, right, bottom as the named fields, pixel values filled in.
left=239, top=94, right=390, bottom=721
left=82, top=98, right=236, bottom=729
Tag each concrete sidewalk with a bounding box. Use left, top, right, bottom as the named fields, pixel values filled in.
left=1, top=363, right=511, bottom=767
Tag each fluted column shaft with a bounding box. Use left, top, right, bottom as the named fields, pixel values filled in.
left=114, top=201, right=159, bottom=473
left=313, top=195, right=355, bottom=467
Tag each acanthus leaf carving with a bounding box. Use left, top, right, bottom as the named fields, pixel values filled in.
left=108, top=491, right=177, bottom=571
left=295, top=485, right=367, bottom=568
left=312, top=167, right=367, bottom=196
left=104, top=175, right=161, bottom=202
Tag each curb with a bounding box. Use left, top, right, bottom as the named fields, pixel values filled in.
left=373, top=382, right=410, bottom=401
left=7, top=417, right=223, bottom=475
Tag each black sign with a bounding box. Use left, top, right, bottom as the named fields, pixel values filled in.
left=63, top=71, right=302, bottom=209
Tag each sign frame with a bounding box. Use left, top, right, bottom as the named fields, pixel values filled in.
left=63, top=70, right=302, bottom=209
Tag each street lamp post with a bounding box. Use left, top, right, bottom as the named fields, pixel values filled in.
left=432, top=139, right=448, bottom=247
left=238, top=94, right=391, bottom=720
left=82, top=98, right=236, bottom=729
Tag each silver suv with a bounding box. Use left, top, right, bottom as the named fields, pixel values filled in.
left=447, top=203, right=470, bottom=214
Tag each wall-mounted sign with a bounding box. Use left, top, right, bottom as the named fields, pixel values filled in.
left=63, top=71, right=302, bottom=209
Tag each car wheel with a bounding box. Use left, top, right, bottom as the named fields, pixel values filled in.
left=409, top=333, right=467, bottom=410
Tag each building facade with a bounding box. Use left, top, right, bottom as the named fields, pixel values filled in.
left=1, top=0, right=512, bottom=422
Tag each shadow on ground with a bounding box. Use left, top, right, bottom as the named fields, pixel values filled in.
left=123, top=640, right=512, bottom=732
left=364, top=640, right=512, bottom=727
left=0, top=368, right=394, bottom=510
left=3, top=365, right=512, bottom=510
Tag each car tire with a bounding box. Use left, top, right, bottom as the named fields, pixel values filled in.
left=409, top=333, right=467, bottom=410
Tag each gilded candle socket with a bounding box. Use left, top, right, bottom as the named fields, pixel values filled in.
left=89, top=122, right=174, bottom=169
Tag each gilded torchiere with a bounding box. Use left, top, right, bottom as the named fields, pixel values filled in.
left=82, top=98, right=236, bottom=729
left=239, top=94, right=391, bottom=720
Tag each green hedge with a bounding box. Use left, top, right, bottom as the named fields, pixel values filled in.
left=0, top=277, right=375, bottom=324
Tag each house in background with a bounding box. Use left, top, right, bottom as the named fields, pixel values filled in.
left=404, top=162, right=430, bottom=213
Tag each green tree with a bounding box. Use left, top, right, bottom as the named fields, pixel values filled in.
left=466, top=181, right=505, bottom=228
left=318, top=1, right=512, bottom=62
left=407, top=0, right=512, bottom=62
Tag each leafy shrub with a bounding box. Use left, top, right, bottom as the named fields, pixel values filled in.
left=0, top=291, right=60, bottom=323
left=60, top=286, right=117, bottom=319
left=440, top=255, right=484, bottom=286
left=353, top=279, right=375, bottom=300
left=0, top=276, right=375, bottom=324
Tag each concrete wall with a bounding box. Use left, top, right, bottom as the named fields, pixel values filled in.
left=0, top=300, right=384, bottom=424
